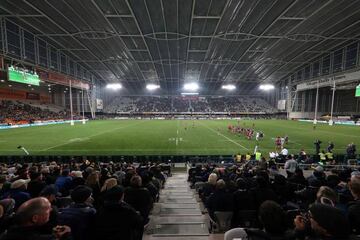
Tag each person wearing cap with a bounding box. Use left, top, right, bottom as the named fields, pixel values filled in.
left=58, top=186, right=96, bottom=240
left=294, top=203, right=350, bottom=239
left=0, top=197, right=71, bottom=240
left=93, top=186, right=143, bottom=240
left=307, top=166, right=326, bottom=187
left=0, top=179, right=30, bottom=210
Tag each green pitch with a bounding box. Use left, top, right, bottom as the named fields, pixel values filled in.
left=0, top=119, right=359, bottom=156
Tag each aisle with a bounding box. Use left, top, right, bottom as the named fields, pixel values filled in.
left=144, top=172, right=209, bottom=240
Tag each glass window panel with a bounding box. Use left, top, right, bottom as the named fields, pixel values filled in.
left=50, top=48, right=58, bottom=70
left=60, top=54, right=67, bottom=73
left=332, top=49, right=343, bottom=73
left=312, top=62, right=320, bottom=77
left=297, top=69, right=303, bottom=81
left=69, top=60, right=75, bottom=76
left=304, top=65, right=310, bottom=80
left=322, top=55, right=330, bottom=75
left=38, top=39, right=47, bottom=67
left=345, top=42, right=358, bottom=69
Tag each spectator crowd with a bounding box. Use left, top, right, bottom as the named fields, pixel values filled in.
left=189, top=160, right=360, bottom=240
left=0, top=160, right=168, bottom=240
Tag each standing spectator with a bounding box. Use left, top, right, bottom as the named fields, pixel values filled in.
left=314, top=140, right=322, bottom=155
left=284, top=156, right=298, bottom=177
left=327, top=142, right=335, bottom=153
left=58, top=186, right=96, bottom=240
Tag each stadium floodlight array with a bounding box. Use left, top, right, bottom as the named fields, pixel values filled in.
left=221, top=84, right=236, bottom=90
left=146, top=84, right=160, bottom=91
left=106, top=83, right=122, bottom=90
left=181, top=92, right=199, bottom=95
left=183, top=82, right=199, bottom=91
left=259, top=84, right=275, bottom=91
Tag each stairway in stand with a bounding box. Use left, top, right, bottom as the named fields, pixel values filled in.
left=144, top=172, right=209, bottom=240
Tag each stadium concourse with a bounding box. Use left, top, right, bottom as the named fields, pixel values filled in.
left=2, top=0, right=360, bottom=240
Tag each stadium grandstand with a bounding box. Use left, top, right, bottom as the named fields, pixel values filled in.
left=0, top=1, right=360, bottom=240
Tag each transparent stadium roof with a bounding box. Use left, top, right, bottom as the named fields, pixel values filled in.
left=1, top=0, right=360, bottom=94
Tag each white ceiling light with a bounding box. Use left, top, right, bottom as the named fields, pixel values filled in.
left=259, top=84, right=275, bottom=91
left=222, top=84, right=236, bottom=90
left=181, top=92, right=199, bottom=95
left=183, top=82, right=199, bottom=91
left=146, top=84, right=160, bottom=91
left=106, top=83, right=122, bottom=90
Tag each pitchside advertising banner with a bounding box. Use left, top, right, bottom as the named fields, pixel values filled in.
left=296, top=70, right=360, bottom=91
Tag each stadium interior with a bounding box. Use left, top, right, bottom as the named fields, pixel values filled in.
left=0, top=0, right=360, bottom=240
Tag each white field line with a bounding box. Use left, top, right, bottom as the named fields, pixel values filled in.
left=41, top=121, right=145, bottom=151
left=199, top=122, right=249, bottom=150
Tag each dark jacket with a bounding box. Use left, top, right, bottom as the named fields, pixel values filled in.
left=245, top=228, right=295, bottom=240
left=1, top=189, right=30, bottom=210
left=206, top=189, right=234, bottom=219
left=0, top=225, right=70, bottom=240
left=348, top=200, right=360, bottom=234
left=27, top=180, right=46, bottom=198
left=58, top=203, right=96, bottom=240
left=124, top=187, right=153, bottom=223
left=92, top=201, right=143, bottom=240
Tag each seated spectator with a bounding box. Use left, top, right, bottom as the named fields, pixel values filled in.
left=93, top=186, right=143, bottom=240
left=233, top=178, right=255, bottom=211
left=27, top=172, right=46, bottom=198
left=0, top=197, right=70, bottom=240
left=58, top=186, right=96, bottom=240
left=1, top=179, right=31, bottom=210
left=245, top=201, right=292, bottom=240
left=70, top=171, right=85, bottom=189
left=251, top=176, right=278, bottom=209
left=348, top=177, right=360, bottom=234
left=206, top=179, right=234, bottom=220
left=294, top=203, right=350, bottom=240
left=85, top=172, right=101, bottom=207
left=124, top=175, right=153, bottom=224
left=141, top=172, right=158, bottom=203
left=199, top=173, right=217, bottom=202
left=307, top=166, right=326, bottom=187
left=39, top=185, right=60, bottom=234
left=55, top=170, right=72, bottom=196
left=0, top=199, right=15, bottom=235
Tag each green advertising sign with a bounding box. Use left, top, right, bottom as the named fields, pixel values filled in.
left=356, top=84, right=360, bottom=97
left=8, top=66, right=40, bottom=86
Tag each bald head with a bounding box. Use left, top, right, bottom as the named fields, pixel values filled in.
left=16, top=197, right=51, bottom=226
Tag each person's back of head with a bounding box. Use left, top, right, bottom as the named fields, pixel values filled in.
left=316, top=186, right=338, bottom=206
left=71, top=185, right=93, bottom=204
left=258, top=200, right=287, bottom=235
left=208, top=173, right=218, bottom=185
left=309, top=203, right=349, bottom=239
left=130, top=175, right=142, bottom=188
left=215, top=179, right=226, bottom=190
left=349, top=178, right=360, bottom=199
left=104, top=185, right=124, bottom=203
left=16, top=197, right=51, bottom=226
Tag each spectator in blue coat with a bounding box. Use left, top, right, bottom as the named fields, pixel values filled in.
left=1, top=179, right=30, bottom=210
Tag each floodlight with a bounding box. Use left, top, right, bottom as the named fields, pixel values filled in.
left=146, top=84, right=160, bottom=91
left=183, top=82, right=199, bottom=91
left=259, top=84, right=274, bottom=91
left=222, top=84, right=236, bottom=90
left=106, top=83, right=122, bottom=90
left=181, top=92, right=199, bottom=95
